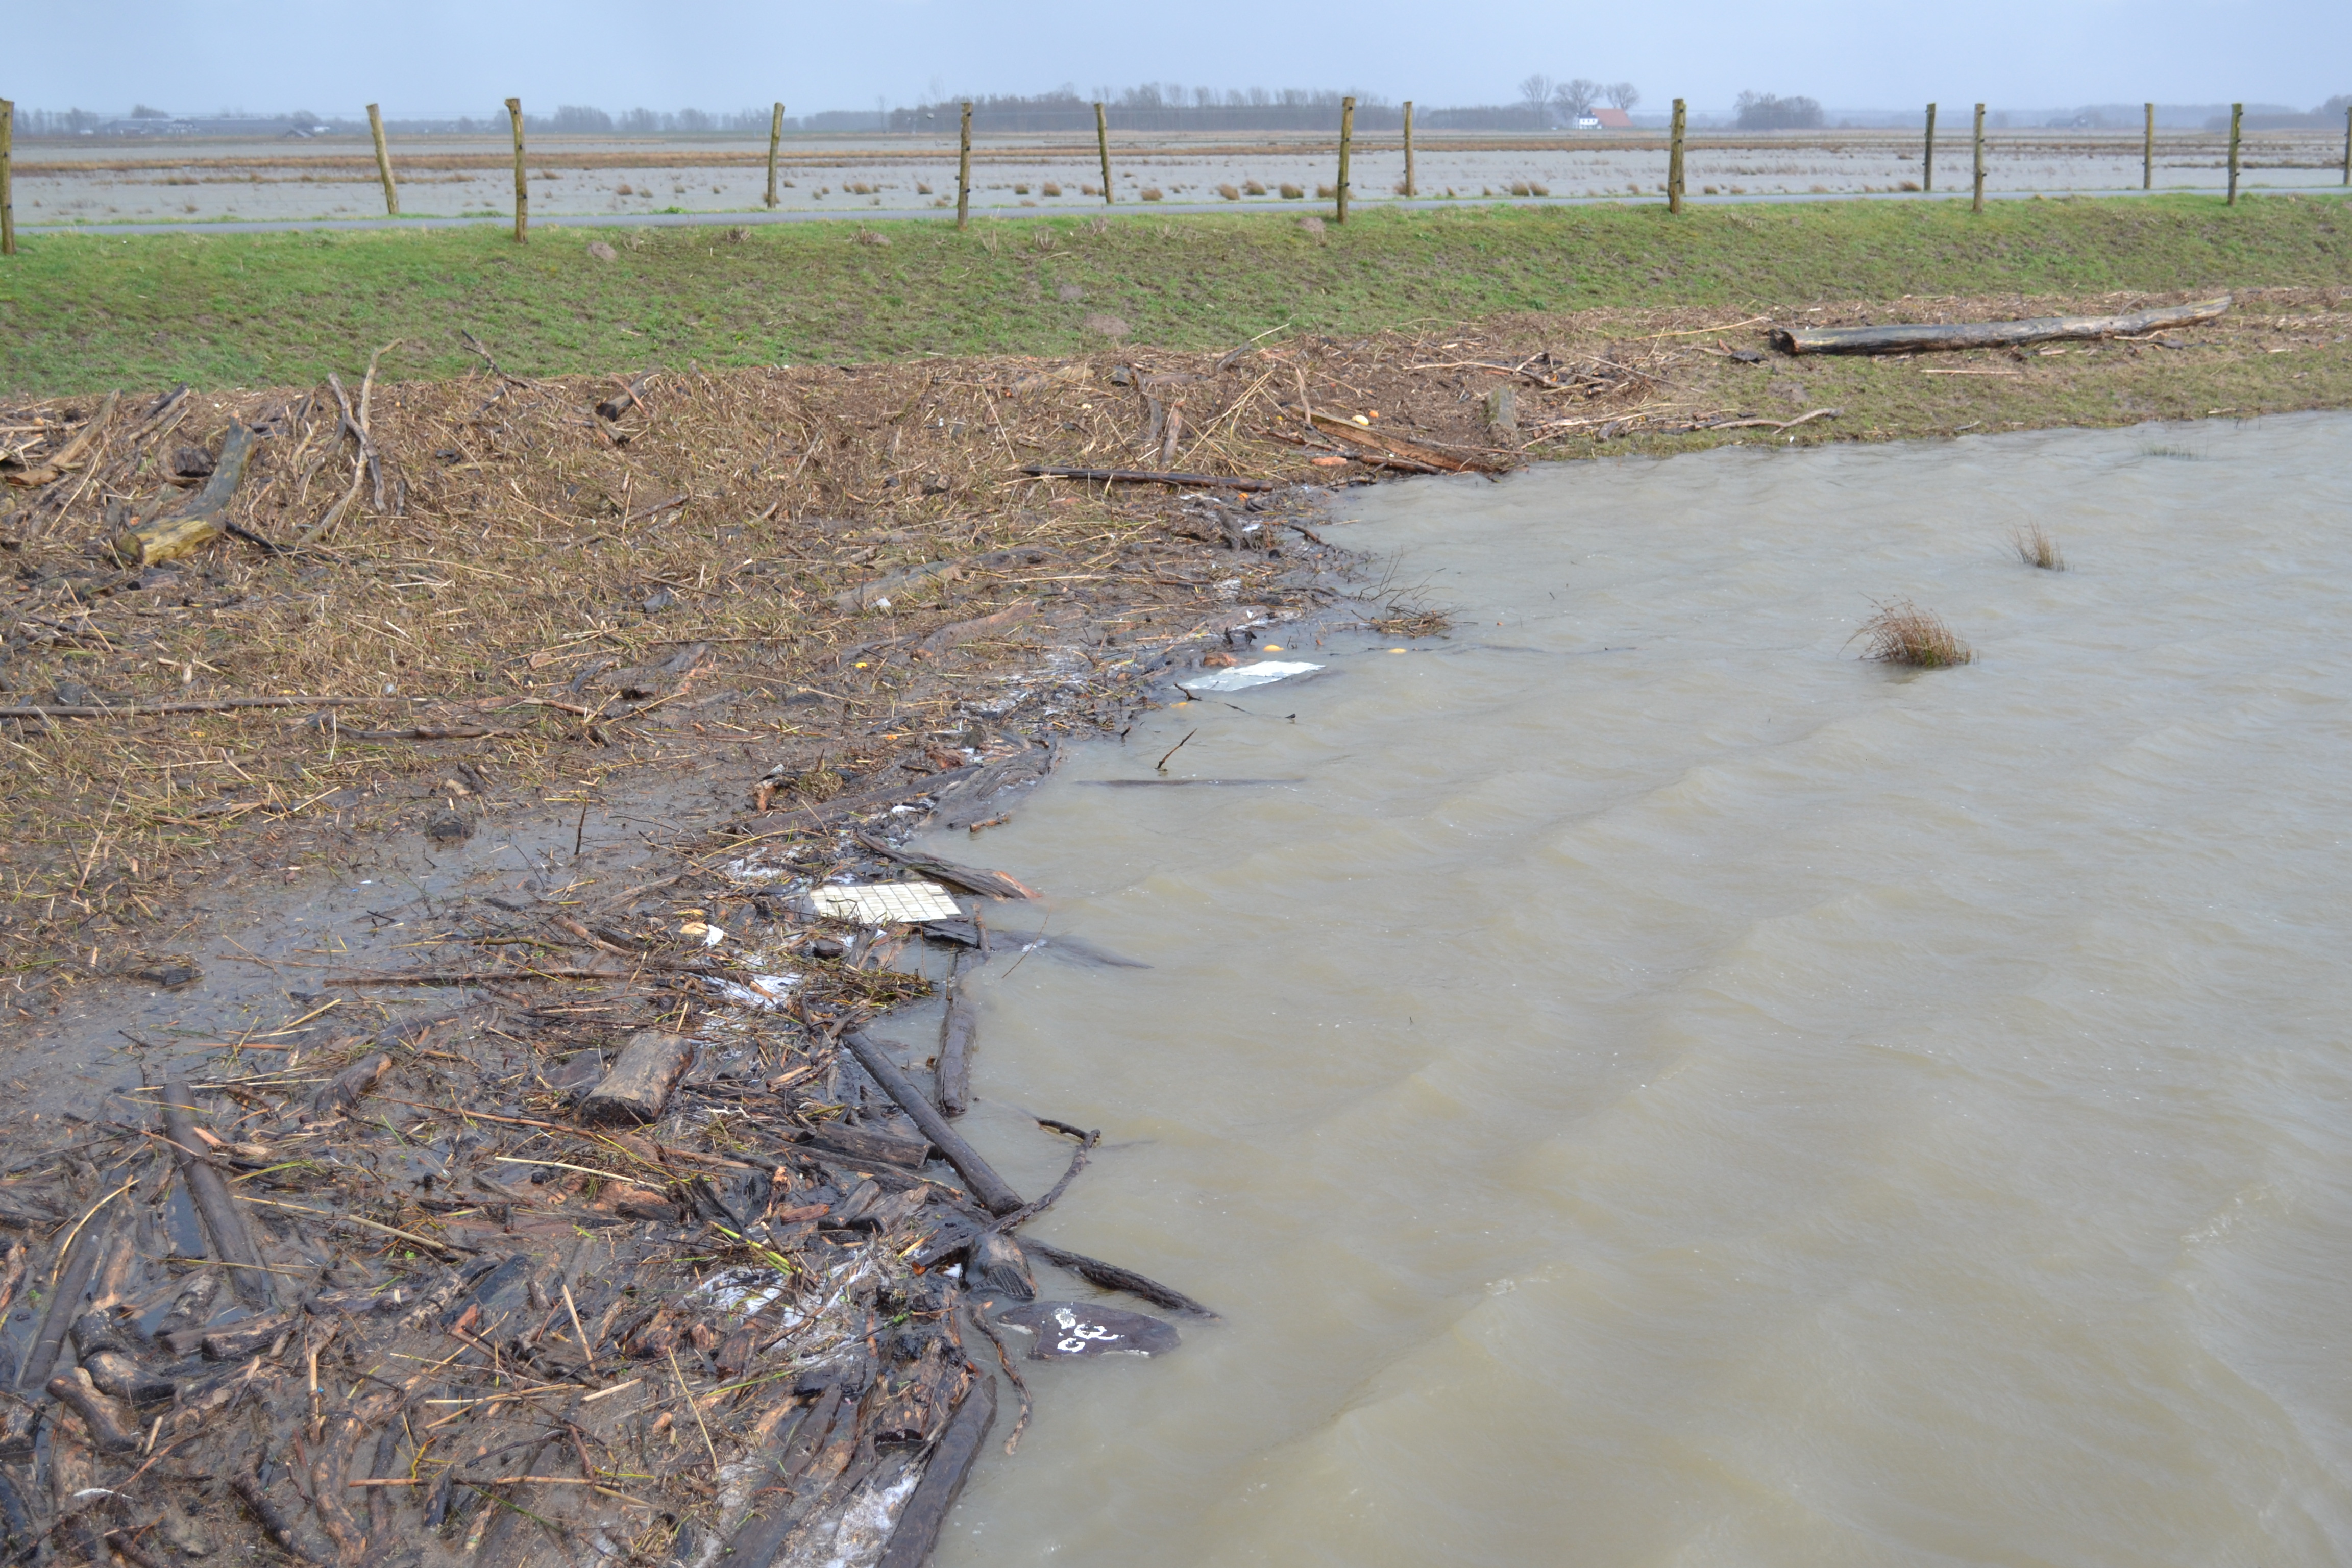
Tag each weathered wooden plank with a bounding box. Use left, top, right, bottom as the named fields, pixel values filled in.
left=579, top=1032, right=693, bottom=1124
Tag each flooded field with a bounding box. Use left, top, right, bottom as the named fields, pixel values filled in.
left=16, top=129, right=2351, bottom=227
left=918, top=414, right=2352, bottom=1563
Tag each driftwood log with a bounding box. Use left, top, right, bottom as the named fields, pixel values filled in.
left=1303, top=409, right=1512, bottom=474
left=875, top=1376, right=996, bottom=1568
left=936, top=957, right=977, bottom=1118
left=13, top=1213, right=108, bottom=1392
left=854, top=831, right=1036, bottom=900
left=1025, top=1239, right=1218, bottom=1319
left=110, top=422, right=259, bottom=566
left=841, top=1031, right=1023, bottom=1215
left=1770, top=294, right=2231, bottom=356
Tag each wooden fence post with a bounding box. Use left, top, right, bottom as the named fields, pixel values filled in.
left=1094, top=102, right=1113, bottom=205
left=2226, top=102, right=2241, bottom=204
left=1972, top=103, right=1986, bottom=213
left=1668, top=98, right=1686, bottom=213
left=365, top=103, right=399, bottom=216
left=0, top=99, right=14, bottom=258
left=1336, top=96, right=1354, bottom=223
left=506, top=97, right=526, bottom=242
left=1922, top=102, right=1935, bottom=192
left=2343, top=103, right=2350, bottom=185
left=1403, top=100, right=1415, bottom=198
left=957, top=101, right=972, bottom=228
left=2143, top=102, right=2155, bottom=191
left=766, top=102, right=784, bottom=209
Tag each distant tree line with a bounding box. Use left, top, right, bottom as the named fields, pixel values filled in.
left=1515, top=76, right=1643, bottom=127
left=884, top=85, right=1404, bottom=134
left=1734, top=92, right=1825, bottom=130
left=535, top=105, right=774, bottom=134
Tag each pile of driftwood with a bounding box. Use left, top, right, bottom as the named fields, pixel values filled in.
left=0, top=832, right=1211, bottom=1568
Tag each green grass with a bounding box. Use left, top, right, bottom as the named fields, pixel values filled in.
left=3, top=194, right=2348, bottom=394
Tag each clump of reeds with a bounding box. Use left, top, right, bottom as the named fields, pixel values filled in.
left=1040, top=181, right=1061, bottom=197
left=1140, top=187, right=1164, bottom=201
left=1217, top=183, right=1240, bottom=201
left=2013, top=522, right=2065, bottom=571
left=1852, top=599, right=1972, bottom=668
left=1278, top=182, right=1304, bottom=199
left=1245, top=179, right=1267, bottom=195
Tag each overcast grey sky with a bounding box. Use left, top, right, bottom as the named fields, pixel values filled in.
left=15, top=0, right=2349, bottom=116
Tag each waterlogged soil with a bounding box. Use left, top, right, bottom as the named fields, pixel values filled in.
left=19, top=130, right=2351, bottom=227
left=0, top=662, right=1228, bottom=1568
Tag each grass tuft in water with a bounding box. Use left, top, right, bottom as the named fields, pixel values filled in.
left=1853, top=599, right=1972, bottom=668
left=2013, top=522, right=2066, bottom=571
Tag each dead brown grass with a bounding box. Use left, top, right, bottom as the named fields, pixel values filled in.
left=1853, top=598, right=1972, bottom=668
left=2014, top=521, right=2066, bottom=570
left=4, top=323, right=1665, bottom=996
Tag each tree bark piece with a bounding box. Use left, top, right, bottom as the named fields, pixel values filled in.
left=1022, top=464, right=1277, bottom=491
left=1025, top=1239, right=1218, bottom=1318
left=45, top=1369, right=140, bottom=1453
left=1771, top=295, right=2231, bottom=356
left=798, top=1121, right=932, bottom=1170
left=875, top=1375, right=996, bottom=1568
left=311, top=1053, right=391, bottom=1117
left=162, top=1074, right=277, bottom=1310
left=232, top=1472, right=324, bottom=1567
left=855, top=832, right=1036, bottom=900
left=110, top=421, right=258, bottom=566
left=579, top=1032, right=693, bottom=1124
left=1304, top=410, right=1510, bottom=474
left=13, top=1215, right=108, bottom=1391
left=842, top=1032, right=1023, bottom=1216
left=936, top=957, right=977, bottom=1118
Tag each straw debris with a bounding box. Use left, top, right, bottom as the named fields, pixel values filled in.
left=2014, top=522, right=2066, bottom=570
left=1853, top=598, right=1972, bottom=668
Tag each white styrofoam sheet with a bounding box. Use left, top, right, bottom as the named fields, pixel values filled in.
left=1181, top=660, right=1324, bottom=692
left=809, top=880, right=963, bottom=924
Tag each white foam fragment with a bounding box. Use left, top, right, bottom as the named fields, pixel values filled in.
left=697, top=1267, right=790, bottom=1318
left=710, top=972, right=798, bottom=1011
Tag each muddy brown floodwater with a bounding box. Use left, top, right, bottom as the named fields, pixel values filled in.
left=918, top=414, right=2352, bottom=1563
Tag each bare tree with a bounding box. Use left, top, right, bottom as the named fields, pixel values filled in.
left=1605, top=81, right=1641, bottom=112
left=1554, top=78, right=1601, bottom=120
left=1518, top=74, right=1556, bottom=122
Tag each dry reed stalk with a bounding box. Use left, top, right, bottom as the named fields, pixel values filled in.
left=2013, top=522, right=2065, bottom=570
left=1852, top=598, right=1971, bottom=668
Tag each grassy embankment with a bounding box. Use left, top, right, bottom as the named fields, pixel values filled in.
left=4, top=193, right=2349, bottom=396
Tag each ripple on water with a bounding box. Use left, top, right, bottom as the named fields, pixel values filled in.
left=932, top=415, right=2352, bottom=1565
